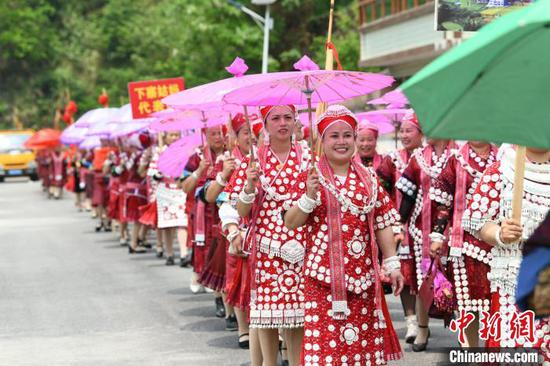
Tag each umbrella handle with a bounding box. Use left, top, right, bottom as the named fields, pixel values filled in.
left=511, top=145, right=526, bottom=222
left=243, top=106, right=256, bottom=168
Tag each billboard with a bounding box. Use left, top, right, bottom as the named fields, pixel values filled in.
left=436, top=0, right=533, bottom=31
left=128, top=77, right=185, bottom=119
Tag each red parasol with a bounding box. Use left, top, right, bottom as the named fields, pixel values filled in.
left=24, top=128, right=62, bottom=149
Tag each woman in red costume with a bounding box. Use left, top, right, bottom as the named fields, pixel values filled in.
left=395, top=124, right=455, bottom=352
left=48, top=146, right=67, bottom=199
left=428, top=141, right=497, bottom=347
left=463, top=145, right=550, bottom=361
left=356, top=120, right=382, bottom=170
left=227, top=105, right=310, bottom=366
left=375, top=112, right=423, bottom=344
left=181, top=126, right=226, bottom=316
left=284, top=105, right=403, bottom=366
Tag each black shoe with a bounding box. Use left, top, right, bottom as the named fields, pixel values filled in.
left=104, top=223, right=112, bottom=232
left=180, top=252, right=192, bottom=267
left=412, top=326, right=430, bottom=352
left=138, top=238, right=152, bottom=249
left=225, top=315, right=238, bottom=331
left=129, top=245, right=147, bottom=254
left=215, top=297, right=226, bottom=318
left=156, top=251, right=164, bottom=258
left=280, top=360, right=289, bottom=366
left=238, top=333, right=250, bottom=349
left=95, top=223, right=103, bottom=232
left=165, top=256, right=175, bottom=266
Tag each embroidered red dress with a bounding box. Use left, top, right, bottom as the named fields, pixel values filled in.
left=107, top=151, right=123, bottom=221
left=121, top=152, right=147, bottom=223
left=49, top=151, right=67, bottom=188
left=184, top=149, right=224, bottom=282
left=376, top=149, right=413, bottom=210
left=286, top=161, right=402, bottom=365
left=396, top=145, right=454, bottom=293
left=462, top=148, right=550, bottom=359
left=220, top=146, right=249, bottom=308
left=430, top=143, right=497, bottom=313
left=360, top=153, right=383, bottom=171
left=225, top=143, right=309, bottom=328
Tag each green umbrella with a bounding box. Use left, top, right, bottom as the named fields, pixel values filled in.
left=401, top=0, right=550, bottom=220
left=401, top=0, right=550, bottom=150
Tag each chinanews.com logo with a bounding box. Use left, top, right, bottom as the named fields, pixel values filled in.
left=445, top=348, right=541, bottom=365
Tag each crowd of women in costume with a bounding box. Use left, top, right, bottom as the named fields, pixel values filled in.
left=35, top=104, right=549, bottom=366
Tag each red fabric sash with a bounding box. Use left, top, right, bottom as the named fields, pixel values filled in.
left=318, top=154, right=374, bottom=319
left=451, top=147, right=469, bottom=251
left=194, top=147, right=214, bottom=244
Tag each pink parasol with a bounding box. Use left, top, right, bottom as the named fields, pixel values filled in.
left=355, top=112, right=395, bottom=135
left=361, top=108, right=412, bottom=147
left=79, top=135, right=105, bottom=150
left=368, top=89, right=409, bottom=109
left=110, top=120, right=152, bottom=139
left=60, top=124, right=89, bottom=145
left=149, top=108, right=226, bottom=132
left=157, top=131, right=204, bottom=178
left=223, top=64, right=394, bottom=107
left=73, top=108, right=120, bottom=128
left=360, top=108, right=411, bottom=125
left=162, top=58, right=295, bottom=111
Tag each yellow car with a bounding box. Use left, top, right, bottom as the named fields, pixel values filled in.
left=0, top=129, right=38, bottom=182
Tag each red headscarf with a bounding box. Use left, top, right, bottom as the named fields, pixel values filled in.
left=316, top=105, right=358, bottom=137
left=231, top=113, right=260, bottom=134
left=260, top=105, right=296, bottom=121
left=401, top=111, right=421, bottom=132
left=358, top=120, right=379, bottom=139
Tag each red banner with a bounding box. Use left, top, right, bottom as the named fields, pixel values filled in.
left=128, top=77, right=185, bottom=119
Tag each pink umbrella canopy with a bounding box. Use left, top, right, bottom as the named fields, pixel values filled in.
left=222, top=66, right=394, bottom=107
left=79, top=135, right=105, bottom=150
left=157, top=131, right=204, bottom=178
left=106, top=104, right=154, bottom=138
left=355, top=112, right=395, bottom=135
left=162, top=57, right=296, bottom=111
left=361, top=108, right=412, bottom=147
left=368, top=89, right=409, bottom=108
left=87, top=119, right=117, bottom=136
left=110, top=120, right=152, bottom=139
left=61, top=124, right=89, bottom=145
left=361, top=108, right=412, bottom=126
left=73, top=108, right=120, bottom=128
left=149, top=108, right=227, bottom=132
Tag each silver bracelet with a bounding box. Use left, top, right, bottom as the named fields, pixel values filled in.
left=383, top=255, right=401, bottom=276
left=216, top=173, right=228, bottom=187
left=297, top=194, right=318, bottom=214
left=238, top=188, right=257, bottom=204
left=226, top=230, right=240, bottom=242
left=494, top=226, right=507, bottom=247
left=429, top=232, right=446, bottom=243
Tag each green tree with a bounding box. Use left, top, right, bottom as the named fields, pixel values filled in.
left=0, top=0, right=361, bottom=129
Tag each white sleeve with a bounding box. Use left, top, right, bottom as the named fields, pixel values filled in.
left=219, top=201, right=240, bottom=230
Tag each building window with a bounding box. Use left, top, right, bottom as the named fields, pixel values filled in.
left=358, top=0, right=433, bottom=25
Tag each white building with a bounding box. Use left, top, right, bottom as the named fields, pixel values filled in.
left=357, top=0, right=467, bottom=80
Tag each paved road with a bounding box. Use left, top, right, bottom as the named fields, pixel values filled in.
left=0, top=179, right=455, bottom=365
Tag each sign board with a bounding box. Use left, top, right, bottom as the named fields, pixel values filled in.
left=128, top=77, right=185, bottom=119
